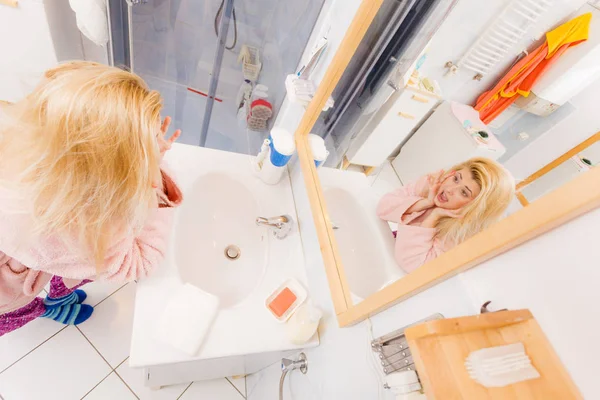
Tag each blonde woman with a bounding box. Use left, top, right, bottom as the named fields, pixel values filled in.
left=377, top=158, right=515, bottom=273
left=0, top=62, right=182, bottom=336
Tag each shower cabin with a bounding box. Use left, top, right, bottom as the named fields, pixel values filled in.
left=107, top=0, right=325, bottom=155
left=107, top=0, right=458, bottom=165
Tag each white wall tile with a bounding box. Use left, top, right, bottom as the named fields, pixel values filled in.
left=180, top=379, right=245, bottom=400
left=84, top=372, right=137, bottom=400
left=0, top=327, right=110, bottom=400
left=78, top=283, right=137, bottom=367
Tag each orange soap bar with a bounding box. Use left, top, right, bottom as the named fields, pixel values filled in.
left=268, top=287, right=297, bottom=317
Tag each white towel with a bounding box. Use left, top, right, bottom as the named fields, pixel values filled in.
left=155, top=283, right=220, bottom=356
left=69, top=0, right=109, bottom=46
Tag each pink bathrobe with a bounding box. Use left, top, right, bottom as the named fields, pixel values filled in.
left=376, top=176, right=454, bottom=274
left=0, top=170, right=182, bottom=315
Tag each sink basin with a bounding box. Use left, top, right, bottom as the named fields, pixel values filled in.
left=324, top=187, right=403, bottom=301
left=175, top=173, right=268, bottom=308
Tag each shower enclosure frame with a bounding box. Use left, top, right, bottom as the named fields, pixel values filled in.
left=107, top=0, right=239, bottom=148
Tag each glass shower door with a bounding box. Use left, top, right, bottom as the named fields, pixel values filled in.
left=109, top=0, right=325, bottom=156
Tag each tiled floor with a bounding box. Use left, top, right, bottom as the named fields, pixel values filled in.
left=0, top=282, right=246, bottom=400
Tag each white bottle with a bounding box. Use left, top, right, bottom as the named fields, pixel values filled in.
left=285, top=303, right=322, bottom=344
left=258, top=128, right=295, bottom=185
left=308, top=134, right=329, bottom=167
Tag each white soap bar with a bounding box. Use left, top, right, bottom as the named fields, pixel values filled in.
left=155, top=283, right=220, bottom=356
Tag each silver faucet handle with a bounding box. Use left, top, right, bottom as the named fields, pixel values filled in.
left=256, top=215, right=294, bottom=239
left=281, top=353, right=308, bottom=374
left=256, top=216, right=288, bottom=226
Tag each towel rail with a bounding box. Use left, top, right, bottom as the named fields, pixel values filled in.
left=457, top=0, right=554, bottom=77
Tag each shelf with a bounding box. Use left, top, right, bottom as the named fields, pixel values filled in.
left=405, top=309, right=581, bottom=399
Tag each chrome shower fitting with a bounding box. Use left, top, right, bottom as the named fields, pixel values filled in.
left=279, top=353, right=308, bottom=400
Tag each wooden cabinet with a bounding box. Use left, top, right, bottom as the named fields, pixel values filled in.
left=345, top=83, right=440, bottom=168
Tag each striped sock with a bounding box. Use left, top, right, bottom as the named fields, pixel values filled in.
left=44, top=290, right=87, bottom=309
left=41, top=304, right=94, bottom=325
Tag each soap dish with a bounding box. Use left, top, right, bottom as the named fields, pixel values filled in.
left=265, top=279, right=307, bottom=323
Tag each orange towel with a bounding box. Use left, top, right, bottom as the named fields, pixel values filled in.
left=474, top=13, right=592, bottom=124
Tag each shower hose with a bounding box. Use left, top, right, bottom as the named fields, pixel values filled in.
left=214, top=0, right=238, bottom=50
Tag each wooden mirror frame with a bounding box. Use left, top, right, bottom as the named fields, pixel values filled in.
left=293, top=0, right=600, bottom=327
left=516, top=131, right=600, bottom=206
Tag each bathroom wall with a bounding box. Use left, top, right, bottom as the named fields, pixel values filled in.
left=417, top=0, right=590, bottom=104
left=44, top=0, right=109, bottom=64
left=460, top=207, right=600, bottom=398
left=414, top=0, right=599, bottom=184
left=0, top=0, right=108, bottom=103
left=271, top=0, right=367, bottom=136
left=0, top=1, right=58, bottom=102
left=259, top=0, right=325, bottom=115
left=502, top=76, right=600, bottom=181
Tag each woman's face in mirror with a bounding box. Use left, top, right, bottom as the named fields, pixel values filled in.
left=434, top=168, right=481, bottom=210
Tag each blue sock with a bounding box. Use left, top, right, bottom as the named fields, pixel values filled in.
left=42, top=304, right=94, bottom=325
left=44, top=290, right=87, bottom=309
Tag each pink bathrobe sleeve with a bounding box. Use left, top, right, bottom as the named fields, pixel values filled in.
left=0, top=169, right=183, bottom=314
left=376, top=177, right=450, bottom=274
left=46, top=169, right=184, bottom=283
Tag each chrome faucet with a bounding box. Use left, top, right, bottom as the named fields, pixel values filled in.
left=256, top=215, right=293, bottom=239
left=279, top=353, right=307, bottom=399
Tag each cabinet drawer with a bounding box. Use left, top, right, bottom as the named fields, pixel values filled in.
left=391, top=89, right=437, bottom=121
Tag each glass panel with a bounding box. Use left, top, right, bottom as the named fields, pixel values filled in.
left=128, top=0, right=325, bottom=155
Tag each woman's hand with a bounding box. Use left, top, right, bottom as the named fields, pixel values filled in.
left=420, top=170, right=443, bottom=199
left=431, top=206, right=465, bottom=220
left=406, top=170, right=449, bottom=215
left=420, top=206, right=465, bottom=228
left=158, top=116, right=181, bottom=159
left=153, top=116, right=180, bottom=194
left=426, top=171, right=443, bottom=204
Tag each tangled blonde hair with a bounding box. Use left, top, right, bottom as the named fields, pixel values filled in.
left=436, top=157, right=515, bottom=245
left=0, top=61, right=163, bottom=265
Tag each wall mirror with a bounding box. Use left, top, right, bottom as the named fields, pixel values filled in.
left=292, top=0, right=600, bottom=326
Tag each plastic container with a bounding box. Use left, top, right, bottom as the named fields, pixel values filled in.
left=255, top=84, right=269, bottom=93
left=308, top=134, right=329, bottom=167
left=285, top=302, right=322, bottom=344
left=236, top=80, right=253, bottom=110
left=269, top=128, right=295, bottom=167
left=238, top=45, right=262, bottom=82
left=265, top=279, right=307, bottom=322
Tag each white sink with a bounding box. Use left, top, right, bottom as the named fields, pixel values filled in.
left=130, top=144, right=317, bottom=378
left=323, top=186, right=403, bottom=301
left=174, top=173, right=268, bottom=308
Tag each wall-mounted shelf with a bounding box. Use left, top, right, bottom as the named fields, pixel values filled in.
left=405, top=309, right=582, bottom=399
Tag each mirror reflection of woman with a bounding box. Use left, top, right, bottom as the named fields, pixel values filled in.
left=377, top=158, right=515, bottom=273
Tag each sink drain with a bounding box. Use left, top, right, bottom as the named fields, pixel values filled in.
left=224, top=245, right=241, bottom=260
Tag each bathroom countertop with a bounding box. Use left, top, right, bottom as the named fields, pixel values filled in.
left=129, top=143, right=318, bottom=368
